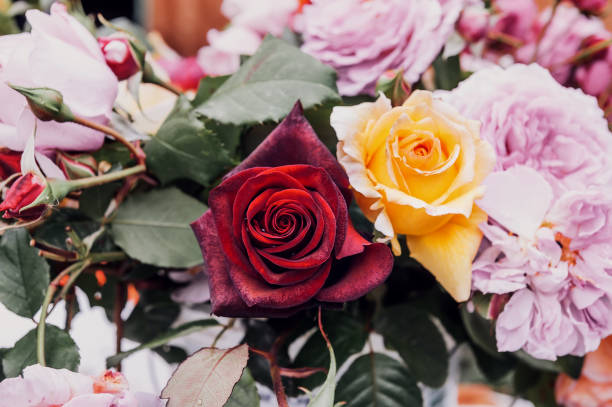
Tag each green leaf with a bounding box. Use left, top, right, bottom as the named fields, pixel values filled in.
left=460, top=305, right=500, bottom=357
left=123, top=289, right=181, bottom=344
left=432, top=54, right=461, bottom=91
left=556, top=355, right=584, bottom=380
left=107, top=319, right=219, bottom=367
left=335, top=354, right=422, bottom=407
left=194, top=36, right=340, bottom=126
left=192, top=75, right=230, bottom=107
left=224, top=368, right=260, bottom=407
left=110, top=187, right=207, bottom=268
left=470, top=344, right=516, bottom=382
left=0, top=348, right=7, bottom=380
left=79, top=183, right=121, bottom=220
left=375, top=304, right=448, bottom=387
left=2, top=325, right=79, bottom=377
left=307, top=323, right=337, bottom=407
left=0, top=229, right=50, bottom=318
left=513, top=350, right=559, bottom=373
left=145, top=96, right=240, bottom=186
left=294, top=311, right=368, bottom=389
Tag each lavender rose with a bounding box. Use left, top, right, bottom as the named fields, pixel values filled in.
left=299, top=0, right=465, bottom=96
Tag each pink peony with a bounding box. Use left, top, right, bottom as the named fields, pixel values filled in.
left=0, top=3, right=117, bottom=154
left=457, top=3, right=490, bottom=43
left=299, top=0, right=465, bottom=96
left=0, top=365, right=161, bottom=407
left=444, top=63, right=612, bottom=196
left=197, top=25, right=261, bottom=76
left=220, top=0, right=299, bottom=36
left=473, top=166, right=612, bottom=360
left=516, top=4, right=607, bottom=84
left=490, top=0, right=538, bottom=47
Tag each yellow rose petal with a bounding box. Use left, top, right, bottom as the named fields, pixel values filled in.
left=405, top=206, right=487, bottom=302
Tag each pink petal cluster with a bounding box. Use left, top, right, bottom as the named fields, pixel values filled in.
left=473, top=167, right=612, bottom=360
left=445, top=64, right=612, bottom=195
left=197, top=0, right=299, bottom=76
left=446, top=63, right=612, bottom=360
left=298, top=0, right=465, bottom=96
left=0, top=365, right=161, bottom=407
left=0, top=2, right=117, bottom=154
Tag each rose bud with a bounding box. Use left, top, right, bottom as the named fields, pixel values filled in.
left=0, top=173, right=47, bottom=220
left=574, top=35, right=612, bottom=97
left=98, top=35, right=141, bottom=81
left=570, top=0, right=607, bottom=14
left=56, top=151, right=97, bottom=179
left=191, top=102, right=393, bottom=317
left=457, top=5, right=490, bottom=42
left=157, top=56, right=205, bottom=92
left=0, top=149, right=21, bottom=180
left=9, top=85, right=75, bottom=123
left=376, top=69, right=411, bottom=107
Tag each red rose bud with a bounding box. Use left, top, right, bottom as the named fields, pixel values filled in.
left=376, top=69, right=411, bottom=107
left=0, top=149, right=21, bottom=180
left=98, top=36, right=140, bottom=81
left=9, top=85, right=75, bottom=122
left=56, top=151, right=97, bottom=179
left=571, top=0, right=607, bottom=14
left=0, top=173, right=47, bottom=220
left=191, top=103, right=393, bottom=318
left=157, top=57, right=205, bottom=92
left=457, top=5, right=490, bottom=43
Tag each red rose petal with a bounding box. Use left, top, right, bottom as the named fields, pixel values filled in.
left=315, top=243, right=393, bottom=303
left=228, top=259, right=332, bottom=308
left=227, top=102, right=351, bottom=202
left=191, top=211, right=307, bottom=317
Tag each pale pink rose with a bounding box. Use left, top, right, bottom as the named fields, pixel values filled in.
left=221, top=0, right=299, bottom=36
left=490, top=0, right=538, bottom=46
left=0, top=365, right=161, bottom=407
left=473, top=166, right=612, bottom=360
left=0, top=2, right=118, bottom=154
left=197, top=25, right=261, bottom=76
left=299, top=0, right=466, bottom=96
left=571, top=0, right=608, bottom=15
left=516, top=4, right=607, bottom=84
left=445, top=63, right=612, bottom=195
left=457, top=3, right=490, bottom=43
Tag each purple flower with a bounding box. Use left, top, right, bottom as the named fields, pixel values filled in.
left=444, top=63, right=612, bottom=196
left=299, top=0, right=465, bottom=96
left=473, top=166, right=612, bottom=360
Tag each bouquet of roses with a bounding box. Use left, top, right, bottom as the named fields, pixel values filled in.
left=0, top=0, right=611, bottom=406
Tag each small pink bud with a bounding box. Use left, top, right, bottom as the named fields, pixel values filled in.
left=457, top=5, right=490, bottom=42
left=98, top=36, right=140, bottom=81
left=56, top=151, right=97, bottom=179
left=0, top=173, right=47, bottom=220
left=570, top=0, right=607, bottom=14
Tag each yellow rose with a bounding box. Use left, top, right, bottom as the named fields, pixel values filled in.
left=331, top=91, right=495, bottom=301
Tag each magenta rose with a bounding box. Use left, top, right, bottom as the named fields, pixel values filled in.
left=191, top=103, right=393, bottom=317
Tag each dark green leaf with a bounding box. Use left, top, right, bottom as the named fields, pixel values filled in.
left=432, top=54, right=461, bottom=91
left=107, top=319, right=219, bottom=367
left=195, top=36, right=340, bottom=126
left=110, top=187, right=207, bottom=268
left=294, top=310, right=368, bottom=389
left=471, top=344, right=516, bottom=382
left=556, top=355, right=583, bottom=380
left=335, top=354, right=422, bottom=407
left=2, top=325, right=79, bottom=377
left=513, top=351, right=559, bottom=373
left=145, top=96, right=239, bottom=186
left=224, top=368, right=260, bottom=407
left=92, top=142, right=133, bottom=167
left=375, top=304, right=448, bottom=387
left=124, top=290, right=181, bottom=344
left=192, top=75, right=230, bottom=107
left=460, top=305, right=500, bottom=357
left=0, top=348, right=7, bottom=380
left=154, top=345, right=187, bottom=365
left=0, top=229, right=50, bottom=318
left=79, top=183, right=121, bottom=220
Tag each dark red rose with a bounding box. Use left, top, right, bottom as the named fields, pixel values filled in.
left=0, top=173, right=46, bottom=220
left=191, top=103, right=393, bottom=317
left=0, top=148, right=21, bottom=180
left=98, top=36, right=140, bottom=81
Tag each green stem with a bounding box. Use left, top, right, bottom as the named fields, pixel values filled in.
left=37, top=261, right=86, bottom=366
left=63, top=165, right=146, bottom=190
left=211, top=318, right=236, bottom=348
